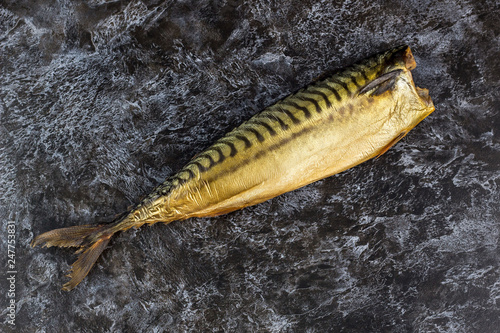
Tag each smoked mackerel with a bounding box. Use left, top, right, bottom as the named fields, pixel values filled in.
left=32, top=45, right=435, bottom=290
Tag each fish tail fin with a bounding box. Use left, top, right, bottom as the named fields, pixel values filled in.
left=31, top=220, right=122, bottom=291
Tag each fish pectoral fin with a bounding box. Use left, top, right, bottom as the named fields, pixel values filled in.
left=375, top=131, right=408, bottom=159
left=358, top=69, right=402, bottom=96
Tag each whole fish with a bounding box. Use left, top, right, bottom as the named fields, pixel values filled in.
left=32, top=45, right=435, bottom=290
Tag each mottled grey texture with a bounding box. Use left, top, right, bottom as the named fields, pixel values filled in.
left=1, top=0, right=499, bottom=332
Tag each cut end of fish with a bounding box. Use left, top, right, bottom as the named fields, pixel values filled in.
left=416, top=87, right=434, bottom=109
left=389, top=45, right=417, bottom=71
left=391, top=46, right=435, bottom=112
left=402, top=46, right=417, bottom=70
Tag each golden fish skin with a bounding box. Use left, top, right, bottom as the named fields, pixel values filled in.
left=32, top=45, right=435, bottom=290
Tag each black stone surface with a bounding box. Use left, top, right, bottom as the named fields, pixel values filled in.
left=1, top=0, right=499, bottom=331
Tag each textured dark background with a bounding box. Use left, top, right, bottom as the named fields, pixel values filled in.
left=1, top=0, right=499, bottom=332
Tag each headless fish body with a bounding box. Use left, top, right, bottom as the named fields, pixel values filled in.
left=32, top=46, right=435, bottom=290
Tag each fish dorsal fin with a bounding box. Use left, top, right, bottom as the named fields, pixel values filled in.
left=358, top=69, right=402, bottom=96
